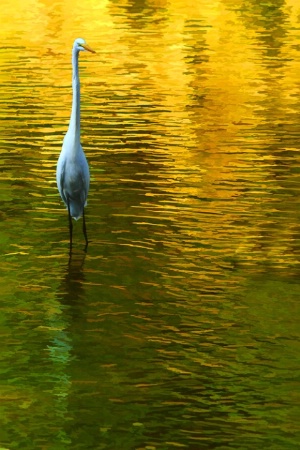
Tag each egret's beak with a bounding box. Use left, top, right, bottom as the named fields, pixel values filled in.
left=81, top=44, right=96, bottom=53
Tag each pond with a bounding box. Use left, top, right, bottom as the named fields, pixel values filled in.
left=0, top=0, right=299, bottom=449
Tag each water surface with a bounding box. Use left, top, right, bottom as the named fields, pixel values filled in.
left=0, top=0, right=300, bottom=449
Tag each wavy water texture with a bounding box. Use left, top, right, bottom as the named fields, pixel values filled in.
left=0, top=0, right=300, bottom=449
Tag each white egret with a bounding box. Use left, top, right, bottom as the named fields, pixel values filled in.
left=56, top=38, right=95, bottom=251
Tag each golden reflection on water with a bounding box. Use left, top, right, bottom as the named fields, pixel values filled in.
left=1, top=1, right=300, bottom=448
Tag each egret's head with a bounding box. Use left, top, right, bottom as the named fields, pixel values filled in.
left=73, top=38, right=96, bottom=54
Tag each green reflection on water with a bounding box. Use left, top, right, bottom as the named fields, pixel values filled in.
left=0, top=0, right=300, bottom=449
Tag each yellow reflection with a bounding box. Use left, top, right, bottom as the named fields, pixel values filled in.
left=1, top=0, right=300, bottom=269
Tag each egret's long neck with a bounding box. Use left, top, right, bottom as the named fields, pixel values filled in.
left=68, top=48, right=80, bottom=142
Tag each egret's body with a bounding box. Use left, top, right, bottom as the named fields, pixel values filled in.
left=56, top=38, right=95, bottom=250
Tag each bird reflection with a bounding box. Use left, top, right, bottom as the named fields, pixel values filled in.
left=43, top=250, right=88, bottom=447
left=64, top=249, right=87, bottom=308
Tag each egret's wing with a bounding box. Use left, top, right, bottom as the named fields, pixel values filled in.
left=79, top=146, right=90, bottom=205
left=57, top=159, right=68, bottom=206
left=79, top=169, right=89, bottom=206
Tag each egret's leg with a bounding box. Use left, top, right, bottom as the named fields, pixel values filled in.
left=67, top=195, right=73, bottom=252
left=82, top=208, right=88, bottom=249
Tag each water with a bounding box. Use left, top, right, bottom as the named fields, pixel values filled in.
left=0, top=0, right=300, bottom=449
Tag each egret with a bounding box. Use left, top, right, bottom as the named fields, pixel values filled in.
left=56, top=38, right=95, bottom=251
